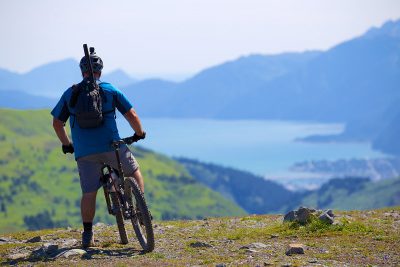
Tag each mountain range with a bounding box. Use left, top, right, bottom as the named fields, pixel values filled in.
left=1, top=19, right=400, bottom=155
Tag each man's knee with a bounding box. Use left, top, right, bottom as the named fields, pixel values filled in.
left=82, top=191, right=97, bottom=201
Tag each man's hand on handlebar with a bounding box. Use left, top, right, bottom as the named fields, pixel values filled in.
left=121, top=131, right=146, bottom=145
left=62, top=143, right=74, bottom=154
left=133, top=131, right=146, bottom=142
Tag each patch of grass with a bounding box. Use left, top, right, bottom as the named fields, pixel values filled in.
left=240, top=216, right=263, bottom=222
left=10, top=228, right=61, bottom=241
left=146, top=252, right=165, bottom=259
left=186, top=215, right=376, bottom=244
left=281, top=217, right=374, bottom=236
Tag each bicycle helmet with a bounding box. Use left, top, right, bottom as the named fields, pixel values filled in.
left=79, top=47, right=103, bottom=73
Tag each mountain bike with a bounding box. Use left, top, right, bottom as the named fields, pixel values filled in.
left=100, top=136, right=154, bottom=252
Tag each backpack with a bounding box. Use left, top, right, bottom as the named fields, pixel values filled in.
left=69, top=81, right=114, bottom=128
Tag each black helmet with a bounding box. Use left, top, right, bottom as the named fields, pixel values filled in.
left=79, top=47, right=103, bottom=73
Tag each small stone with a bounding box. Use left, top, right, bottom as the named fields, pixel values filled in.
left=286, top=243, right=305, bottom=256
left=283, top=211, right=296, bottom=222
left=308, top=259, right=318, bottom=263
left=215, top=264, right=226, bottom=267
left=26, top=236, right=42, bottom=243
left=264, top=262, right=273, bottom=266
left=270, top=234, right=279, bottom=238
left=7, top=252, right=30, bottom=260
left=56, top=249, right=87, bottom=258
left=189, top=241, right=213, bottom=248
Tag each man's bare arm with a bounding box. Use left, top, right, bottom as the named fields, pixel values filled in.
left=124, top=108, right=145, bottom=136
left=52, top=118, right=72, bottom=145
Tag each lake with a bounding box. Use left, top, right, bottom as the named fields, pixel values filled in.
left=117, top=118, right=384, bottom=184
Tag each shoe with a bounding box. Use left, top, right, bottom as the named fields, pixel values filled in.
left=82, top=231, right=95, bottom=248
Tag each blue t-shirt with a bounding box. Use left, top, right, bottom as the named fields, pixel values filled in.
left=51, top=80, right=133, bottom=159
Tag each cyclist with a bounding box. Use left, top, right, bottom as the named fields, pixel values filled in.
left=51, top=48, right=146, bottom=248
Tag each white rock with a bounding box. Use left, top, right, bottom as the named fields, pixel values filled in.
left=57, top=249, right=87, bottom=258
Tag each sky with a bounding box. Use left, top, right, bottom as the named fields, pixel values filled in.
left=1, top=0, right=400, bottom=79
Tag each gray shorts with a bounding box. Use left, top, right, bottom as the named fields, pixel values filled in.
left=77, top=146, right=139, bottom=193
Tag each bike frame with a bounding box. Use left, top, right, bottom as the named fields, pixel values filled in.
left=101, top=141, right=134, bottom=220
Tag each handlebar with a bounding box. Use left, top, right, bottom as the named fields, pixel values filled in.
left=111, top=132, right=146, bottom=148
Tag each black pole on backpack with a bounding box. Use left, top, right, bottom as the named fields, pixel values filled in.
left=83, top=44, right=96, bottom=87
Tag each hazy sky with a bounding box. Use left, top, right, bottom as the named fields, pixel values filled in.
left=1, top=0, right=399, bottom=79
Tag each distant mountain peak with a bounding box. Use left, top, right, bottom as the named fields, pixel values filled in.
left=363, top=18, right=400, bottom=39
left=102, top=69, right=136, bottom=88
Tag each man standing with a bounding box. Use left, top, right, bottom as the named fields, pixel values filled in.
left=51, top=47, right=146, bottom=248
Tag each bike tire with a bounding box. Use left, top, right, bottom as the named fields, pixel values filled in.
left=124, top=177, right=155, bottom=252
left=110, top=192, right=129, bottom=244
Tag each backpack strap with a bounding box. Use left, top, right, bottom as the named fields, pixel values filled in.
left=98, top=84, right=116, bottom=118
left=69, top=84, right=81, bottom=108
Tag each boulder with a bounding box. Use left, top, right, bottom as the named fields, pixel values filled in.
left=283, top=207, right=335, bottom=225
left=326, top=209, right=334, bottom=217
left=283, top=211, right=296, bottom=222
left=286, top=243, right=305, bottom=256
left=296, top=207, right=312, bottom=224
left=319, top=212, right=334, bottom=224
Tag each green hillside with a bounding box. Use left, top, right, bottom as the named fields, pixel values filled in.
left=178, top=158, right=400, bottom=213
left=298, top=177, right=400, bottom=210
left=0, top=109, right=245, bottom=233
left=177, top=158, right=294, bottom=214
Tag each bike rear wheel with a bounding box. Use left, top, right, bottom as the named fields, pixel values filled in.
left=124, top=177, right=154, bottom=252
left=110, top=192, right=129, bottom=244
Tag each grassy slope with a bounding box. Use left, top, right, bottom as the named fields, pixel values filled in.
left=0, top=207, right=399, bottom=266
left=0, top=109, right=245, bottom=233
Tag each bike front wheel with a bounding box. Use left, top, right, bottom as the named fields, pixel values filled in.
left=124, top=177, right=155, bottom=252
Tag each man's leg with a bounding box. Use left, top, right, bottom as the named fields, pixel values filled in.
left=132, top=168, right=145, bottom=193
left=81, top=191, right=97, bottom=222
left=81, top=191, right=97, bottom=248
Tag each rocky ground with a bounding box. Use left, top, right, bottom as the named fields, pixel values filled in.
left=1, top=207, right=399, bottom=266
